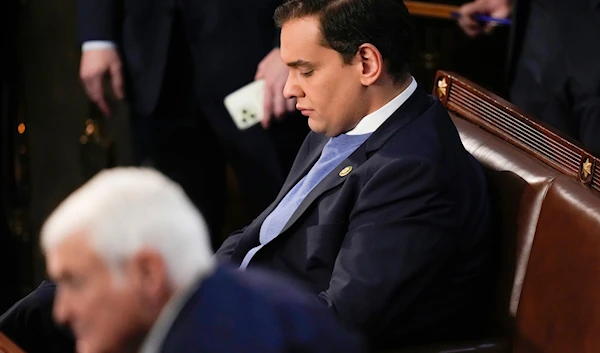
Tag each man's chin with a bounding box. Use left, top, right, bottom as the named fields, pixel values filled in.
left=76, top=338, right=112, bottom=353
left=307, top=118, right=326, bottom=135
left=76, top=339, right=93, bottom=353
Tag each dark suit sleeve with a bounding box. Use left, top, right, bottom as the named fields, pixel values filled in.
left=315, top=158, right=456, bottom=333
left=214, top=227, right=247, bottom=262
left=0, top=281, right=74, bottom=353
left=77, top=0, right=119, bottom=43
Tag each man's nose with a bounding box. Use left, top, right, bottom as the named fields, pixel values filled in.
left=53, top=290, right=70, bottom=325
left=283, top=72, right=301, bottom=99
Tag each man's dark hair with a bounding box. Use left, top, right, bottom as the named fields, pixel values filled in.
left=274, top=0, right=414, bottom=83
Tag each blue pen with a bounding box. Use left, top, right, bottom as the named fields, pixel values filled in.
left=451, top=12, right=512, bottom=26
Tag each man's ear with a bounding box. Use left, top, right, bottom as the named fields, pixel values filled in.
left=356, top=43, right=383, bottom=86
left=131, top=249, right=171, bottom=306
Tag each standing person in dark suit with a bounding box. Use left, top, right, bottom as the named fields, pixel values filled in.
left=42, top=168, right=365, bottom=353
left=458, top=0, right=600, bottom=155
left=78, top=0, right=309, bottom=246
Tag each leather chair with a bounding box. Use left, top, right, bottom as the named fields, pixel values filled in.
left=395, top=71, right=600, bottom=353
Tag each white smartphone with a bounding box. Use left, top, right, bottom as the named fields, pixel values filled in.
left=223, top=79, right=265, bottom=130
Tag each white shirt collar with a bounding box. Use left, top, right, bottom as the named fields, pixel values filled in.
left=346, top=76, right=417, bottom=135
left=139, top=269, right=212, bottom=353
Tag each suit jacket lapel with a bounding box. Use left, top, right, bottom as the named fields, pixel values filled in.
left=279, top=148, right=367, bottom=235
left=277, top=85, right=432, bottom=236
left=364, top=85, right=431, bottom=153
left=273, top=134, right=328, bottom=206
left=234, top=86, right=431, bottom=260
left=230, top=133, right=328, bottom=260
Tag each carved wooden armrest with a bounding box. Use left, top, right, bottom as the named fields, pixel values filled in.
left=0, top=333, right=26, bottom=353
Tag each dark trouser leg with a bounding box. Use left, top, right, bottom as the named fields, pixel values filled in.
left=130, top=109, right=226, bottom=250
left=509, top=1, right=572, bottom=137
left=510, top=1, right=600, bottom=156
left=199, top=99, right=309, bottom=221
left=130, top=14, right=226, bottom=249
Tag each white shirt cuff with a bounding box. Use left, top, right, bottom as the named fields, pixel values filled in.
left=82, top=41, right=116, bottom=51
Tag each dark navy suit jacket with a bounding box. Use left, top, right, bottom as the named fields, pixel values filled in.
left=216, top=86, right=494, bottom=349
left=160, top=265, right=365, bottom=353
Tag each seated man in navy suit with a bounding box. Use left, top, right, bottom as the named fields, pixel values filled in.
left=40, top=168, right=364, bottom=353
left=216, top=0, right=493, bottom=349
left=0, top=0, right=493, bottom=351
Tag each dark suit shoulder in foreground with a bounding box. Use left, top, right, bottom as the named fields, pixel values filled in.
left=161, top=265, right=366, bottom=353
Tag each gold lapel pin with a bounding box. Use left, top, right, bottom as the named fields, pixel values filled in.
left=339, top=166, right=353, bottom=177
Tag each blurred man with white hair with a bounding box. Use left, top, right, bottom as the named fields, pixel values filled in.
left=38, top=167, right=364, bottom=353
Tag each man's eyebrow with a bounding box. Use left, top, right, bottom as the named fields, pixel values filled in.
left=287, top=60, right=315, bottom=68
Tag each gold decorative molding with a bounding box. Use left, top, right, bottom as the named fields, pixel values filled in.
left=583, top=159, right=592, bottom=178
left=435, top=75, right=451, bottom=106
left=437, top=77, right=448, bottom=98
left=579, top=156, right=595, bottom=185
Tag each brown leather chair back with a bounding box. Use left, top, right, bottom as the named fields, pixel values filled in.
left=434, top=70, right=600, bottom=353
left=451, top=116, right=559, bottom=329
left=513, top=176, right=600, bottom=353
